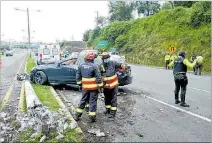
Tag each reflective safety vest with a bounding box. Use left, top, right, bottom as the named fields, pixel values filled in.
left=165, top=55, right=171, bottom=61
left=196, top=56, right=203, bottom=64
left=81, top=77, right=102, bottom=90
left=103, top=74, right=119, bottom=89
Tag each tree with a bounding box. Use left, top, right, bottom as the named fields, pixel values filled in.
left=134, top=1, right=161, bottom=16
left=108, top=1, right=134, bottom=22
left=95, top=16, right=108, bottom=28
left=173, top=1, right=197, bottom=8
left=82, top=30, right=91, bottom=41
left=162, top=2, right=173, bottom=10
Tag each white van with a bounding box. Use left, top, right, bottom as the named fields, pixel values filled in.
left=37, top=44, right=61, bottom=65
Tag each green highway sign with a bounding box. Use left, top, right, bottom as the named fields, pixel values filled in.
left=97, top=40, right=109, bottom=49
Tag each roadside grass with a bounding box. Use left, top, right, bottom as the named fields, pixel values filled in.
left=24, top=54, right=83, bottom=142
left=18, top=127, right=83, bottom=142
left=31, top=83, right=60, bottom=111
left=26, top=54, right=60, bottom=111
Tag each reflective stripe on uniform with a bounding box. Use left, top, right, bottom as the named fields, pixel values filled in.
left=103, top=74, right=119, bottom=89
left=88, top=112, right=96, bottom=116
left=106, top=105, right=111, bottom=108
left=110, top=106, right=117, bottom=110
left=98, top=82, right=103, bottom=87
left=103, top=74, right=117, bottom=81
left=85, top=104, right=90, bottom=107
left=82, top=77, right=98, bottom=90
left=82, top=77, right=96, bottom=81
left=77, top=81, right=82, bottom=84
left=101, top=65, right=105, bottom=72
left=76, top=108, right=83, bottom=113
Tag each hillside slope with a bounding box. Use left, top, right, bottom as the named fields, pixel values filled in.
left=92, top=2, right=211, bottom=72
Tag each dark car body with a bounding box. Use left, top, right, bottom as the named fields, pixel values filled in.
left=30, top=50, right=132, bottom=86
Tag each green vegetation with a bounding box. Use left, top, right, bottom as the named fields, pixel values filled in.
left=18, top=127, right=83, bottom=142
left=85, top=1, right=211, bottom=73
left=26, top=55, right=36, bottom=74
left=32, top=84, right=60, bottom=111
left=26, top=54, right=60, bottom=111
left=24, top=57, right=83, bottom=142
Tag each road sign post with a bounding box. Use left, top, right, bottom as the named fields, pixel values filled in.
left=169, top=46, right=176, bottom=53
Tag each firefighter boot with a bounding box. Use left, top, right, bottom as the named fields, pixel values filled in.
left=89, top=116, right=96, bottom=123
left=108, top=110, right=116, bottom=118
left=74, top=112, right=82, bottom=121
left=103, top=108, right=110, bottom=115
left=85, top=107, right=89, bottom=113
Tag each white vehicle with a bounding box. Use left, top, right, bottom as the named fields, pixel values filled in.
left=37, top=44, right=61, bottom=65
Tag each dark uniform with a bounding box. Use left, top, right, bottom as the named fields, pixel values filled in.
left=75, top=53, right=103, bottom=122
left=190, top=54, right=196, bottom=73
left=165, top=54, right=171, bottom=69
left=169, top=51, right=196, bottom=107
left=100, top=52, right=126, bottom=118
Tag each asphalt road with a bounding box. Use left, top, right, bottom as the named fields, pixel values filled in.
left=57, top=64, right=211, bottom=142
left=0, top=49, right=27, bottom=110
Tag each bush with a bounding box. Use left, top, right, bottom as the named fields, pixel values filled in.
left=190, top=1, right=211, bottom=27
left=88, top=4, right=211, bottom=73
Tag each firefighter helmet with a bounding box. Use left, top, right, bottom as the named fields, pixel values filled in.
left=84, top=52, right=95, bottom=60
left=101, top=52, right=110, bottom=59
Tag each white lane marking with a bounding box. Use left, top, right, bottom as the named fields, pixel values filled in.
left=144, top=95, right=211, bottom=123
left=139, top=87, right=211, bottom=123
left=188, top=87, right=211, bottom=94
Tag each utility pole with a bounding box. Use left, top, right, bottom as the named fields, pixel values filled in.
left=15, top=7, right=41, bottom=56
left=27, top=8, right=31, bottom=56
left=95, top=11, right=99, bottom=27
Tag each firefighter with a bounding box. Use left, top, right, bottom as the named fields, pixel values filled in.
left=64, top=51, right=69, bottom=58
left=168, top=51, right=196, bottom=107
left=195, top=55, right=204, bottom=75
left=100, top=52, right=127, bottom=118
left=190, top=53, right=197, bottom=73
left=75, top=52, right=103, bottom=122
left=165, top=53, right=171, bottom=69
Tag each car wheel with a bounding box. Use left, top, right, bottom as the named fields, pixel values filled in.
left=34, top=71, right=47, bottom=85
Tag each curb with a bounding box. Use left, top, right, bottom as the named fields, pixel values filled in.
left=18, top=60, right=27, bottom=113
left=49, top=87, right=84, bottom=136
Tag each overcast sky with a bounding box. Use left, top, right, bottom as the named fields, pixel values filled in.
left=1, top=1, right=109, bottom=42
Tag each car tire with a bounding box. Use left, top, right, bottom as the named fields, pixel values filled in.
left=34, top=71, right=47, bottom=85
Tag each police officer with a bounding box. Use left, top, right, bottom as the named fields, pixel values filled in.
left=75, top=52, right=103, bottom=122
left=170, top=53, right=177, bottom=69
left=190, top=53, right=197, bottom=73
left=195, top=54, right=204, bottom=75
left=168, top=51, right=196, bottom=107
left=165, top=53, right=171, bottom=69
left=100, top=52, right=127, bottom=118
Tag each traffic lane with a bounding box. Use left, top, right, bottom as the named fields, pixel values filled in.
left=129, top=64, right=211, bottom=92
left=114, top=92, right=211, bottom=142
left=59, top=88, right=211, bottom=142
left=128, top=65, right=211, bottom=118
left=0, top=52, right=26, bottom=103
